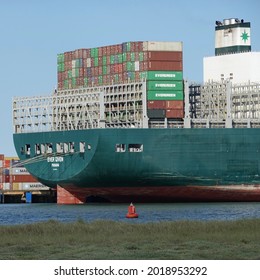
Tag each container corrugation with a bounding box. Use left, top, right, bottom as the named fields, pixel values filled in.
left=3, top=183, right=10, bottom=190
left=147, top=91, right=184, bottom=101
left=12, top=182, right=50, bottom=191
left=10, top=168, right=30, bottom=175
left=166, top=100, right=184, bottom=110
left=147, top=81, right=183, bottom=91
left=143, top=41, right=183, bottom=52
left=146, top=71, right=183, bottom=81
left=166, top=109, right=184, bottom=118
left=147, top=109, right=166, bottom=118
left=148, top=61, right=183, bottom=71
left=4, top=175, right=10, bottom=183
left=148, top=51, right=182, bottom=61
left=4, top=160, right=10, bottom=168
left=11, top=175, right=38, bottom=183
left=147, top=100, right=166, bottom=109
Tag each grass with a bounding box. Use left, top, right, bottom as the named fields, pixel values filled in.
left=0, top=219, right=260, bottom=259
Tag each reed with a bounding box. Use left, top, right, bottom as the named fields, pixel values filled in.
left=0, top=219, right=260, bottom=259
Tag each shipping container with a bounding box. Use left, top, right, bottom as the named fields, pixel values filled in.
left=148, top=61, right=183, bottom=71
left=146, top=71, right=183, bottom=81
left=147, top=91, right=184, bottom=101
left=166, top=100, right=184, bottom=109
left=147, top=109, right=166, bottom=118
left=143, top=41, right=183, bottom=52
left=147, top=100, right=166, bottom=109
left=147, top=51, right=182, bottom=61
left=166, top=109, right=184, bottom=118
left=147, top=81, right=183, bottom=91
left=11, top=175, right=38, bottom=183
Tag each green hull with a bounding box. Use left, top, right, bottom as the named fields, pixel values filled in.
left=13, top=128, right=260, bottom=202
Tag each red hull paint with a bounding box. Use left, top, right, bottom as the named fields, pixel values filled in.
left=57, top=184, right=260, bottom=204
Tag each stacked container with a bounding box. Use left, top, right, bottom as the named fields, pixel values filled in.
left=57, top=41, right=184, bottom=119
left=0, top=155, right=48, bottom=191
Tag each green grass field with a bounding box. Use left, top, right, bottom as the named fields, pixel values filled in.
left=0, top=219, right=260, bottom=259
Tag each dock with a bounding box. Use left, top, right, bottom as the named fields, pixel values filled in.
left=0, top=189, right=56, bottom=203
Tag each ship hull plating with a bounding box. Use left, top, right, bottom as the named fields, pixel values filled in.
left=13, top=128, right=260, bottom=203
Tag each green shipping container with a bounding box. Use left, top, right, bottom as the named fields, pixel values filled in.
left=147, top=71, right=183, bottom=81
left=57, top=54, right=64, bottom=63
left=103, top=65, right=107, bottom=75
left=122, top=53, right=127, bottom=62
left=139, top=52, right=144, bottom=61
left=67, top=70, right=72, bottom=79
left=84, top=78, right=89, bottom=87
left=130, top=52, right=135, bottom=62
left=91, top=48, right=99, bottom=57
left=147, top=81, right=183, bottom=91
left=147, top=91, right=184, bottom=101
left=57, top=63, right=64, bottom=72
left=94, top=57, right=99, bottom=67
left=140, top=72, right=148, bottom=79
left=102, top=56, right=107, bottom=65
left=63, top=80, right=69, bottom=89
left=71, top=77, right=77, bottom=87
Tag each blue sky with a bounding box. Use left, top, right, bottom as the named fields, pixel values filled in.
left=0, top=0, right=259, bottom=156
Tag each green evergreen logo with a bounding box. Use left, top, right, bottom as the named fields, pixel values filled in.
left=241, top=30, right=250, bottom=43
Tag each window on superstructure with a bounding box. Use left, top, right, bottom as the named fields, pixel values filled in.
left=56, top=143, right=63, bottom=153
left=47, top=143, right=53, bottom=154
left=25, top=144, right=31, bottom=155
left=79, top=142, right=85, bottom=153
left=35, top=144, right=41, bottom=155
left=40, top=144, right=46, bottom=154
left=64, top=143, right=69, bottom=153
left=115, top=144, right=126, bottom=153
left=128, top=144, right=143, bottom=152
left=69, top=142, right=75, bottom=153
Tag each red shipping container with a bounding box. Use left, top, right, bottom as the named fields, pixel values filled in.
left=166, top=109, right=184, bottom=118
left=4, top=175, right=10, bottom=183
left=166, top=100, right=184, bottom=110
left=148, top=51, right=182, bottom=61
left=11, top=175, right=38, bottom=183
left=147, top=61, right=183, bottom=71
left=147, top=100, right=166, bottom=109
left=4, top=160, right=10, bottom=168
left=0, top=154, right=4, bottom=160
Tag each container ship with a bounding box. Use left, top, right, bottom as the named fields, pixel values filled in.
left=12, top=18, right=260, bottom=203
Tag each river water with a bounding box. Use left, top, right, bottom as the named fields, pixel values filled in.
left=1, top=202, right=260, bottom=225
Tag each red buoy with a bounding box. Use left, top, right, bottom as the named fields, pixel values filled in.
left=126, top=202, right=138, bottom=218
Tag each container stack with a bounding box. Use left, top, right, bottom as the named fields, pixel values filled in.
left=0, top=155, right=49, bottom=191
left=57, top=41, right=184, bottom=119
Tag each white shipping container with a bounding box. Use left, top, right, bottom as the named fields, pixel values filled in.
left=86, top=58, right=91, bottom=67
left=13, top=182, right=50, bottom=191
left=3, top=183, right=10, bottom=190
left=135, top=61, right=139, bottom=71
left=10, top=167, right=30, bottom=175
left=143, top=41, right=183, bottom=52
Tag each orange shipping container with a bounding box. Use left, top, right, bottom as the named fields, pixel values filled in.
left=11, top=175, right=38, bottom=183
left=148, top=51, right=182, bottom=61
left=166, top=109, right=184, bottom=118
left=147, top=100, right=166, bottom=109
left=148, top=61, right=183, bottom=71
left=166, top=100, right=184, bottom=110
